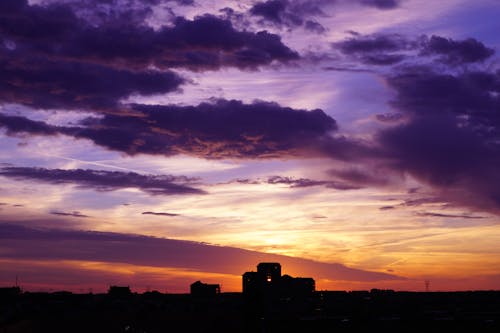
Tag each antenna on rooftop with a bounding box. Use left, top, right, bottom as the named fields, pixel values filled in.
left=425, top=280, right=430, bottom=292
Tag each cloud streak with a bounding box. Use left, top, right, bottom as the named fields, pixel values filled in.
left=142, top=211, right=180, bottom=217
left=0, top=223, right=401, bottom=282
left=416, top=212, right=486, bottom=219
left=232, top=175, right=362, bottom=190
left=334, top=33, right=494, bottom=66
left=0, top=167, right=205, bottom=196
left=50, top=211, right=90, bottom=218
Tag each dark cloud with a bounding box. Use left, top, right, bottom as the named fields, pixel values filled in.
left=0, top=57, right=184, bottom=110
left=379, top=206, right=395, bottom=210
left=0, top=0, right=299, bottom=114
left=335, top=33, right=495, bottom=67
left=229, top=178, right=261, bottom=185
left=68, top=15, right=299, bottom=70
left=0, top=167, right=204, bottom=196
left=401, top=197, right=443, bottom=207
left=0, top=1, right=185, bottom=111
left=0, top=223, right=401, bottom=282
left=387, top=70, right=500, bottom=119
left=422, top=35, right=495, bottom=65
left=249, top=0, right=326, bottom=32
left=416, top=212, right=485, bottom=219
left=0, top=113, right=59, bottom=136
left=0, top=1, right=298, bottom=72
left=336, top=34, right=409, bottom=54
left=251, top=0, right=290, bottom=24
left=43, top=0, right=194, bottom=25
left=266, top=176, right=361, bottom=190
left=228, top=175, right=361, bottom=190
left=1, top=99, right=368, bottom=161
left=375, top=112, right=405, bottom=123
left=0, top=0, right=26, bottom=12
left=142, top=211, right=180, bottom=217
left=248, top=0, right=401, bottom=32
left=322, top=66, right=374, bottom=73
left=359, top=0, right=400, bottom=9
left=360, top=53, right=406, bottom=65
left=50, top=211, right=90, bottom=218
left=305, top=20, right=326, bottom=33
left=329, top=167, right=390, bottom=187
left=376, top=67, right=500, bottom=213
left=334, top=34, right=409, bottom=66
left=74, top=100, right=343, bottom=159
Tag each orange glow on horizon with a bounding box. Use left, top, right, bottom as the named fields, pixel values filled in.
left=2, top=258, right=499, bottom=294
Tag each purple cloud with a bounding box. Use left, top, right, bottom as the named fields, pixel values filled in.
left=0, top=223, right=401, bottom=282
left=251, top=0, right=291, bottom=24
left=359, top=0, right=400, bottom=9
left=335, top=33, right=494, bottom=66
left=0, top=99, right=369, bottom=161
left=0, top=113, right=59, bottom=136
left=0, top=167, right=204, bottom=196
left=228, top=176, right=361, bottom=190
left=376, top=67, right=500, bottom=212
left=0, top=1, right=298, bottom=72
left=422, top=35, right=495, bottom=65
left=249, top=0, right=325, bottom=32
left=0, top=1, right=300, bottom=114
left=334, top=33, right=410, bottom=66
left=416, top=212, right=485, bottom=219
left=0, top=57, right=183, bottom=110
left=337, top=34, right=409, bottom=53
left=142, top=211, right=180, bottom=217
left=266, top=176, right=361, bottom=190
left=248, top=0, right=400, bottom=32
left=50, top=211, right=90, bottom=218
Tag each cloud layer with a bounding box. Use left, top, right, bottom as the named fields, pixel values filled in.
left=377, top=68, right=500, bottom=212
left=0, top=223, right=400, bottom=282
left=335, top=33, right=494, bottom=66
left=0, top=99, right=367, bottom=160
left=0, top=0, right=299, bottom=113
left=0, top=167, right=204, bottom=196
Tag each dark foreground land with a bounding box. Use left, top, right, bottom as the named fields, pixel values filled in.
left=1, top=289, right=500, bottom=332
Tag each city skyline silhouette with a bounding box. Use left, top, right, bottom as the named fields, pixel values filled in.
left=1, top=0, right=500, bottom=297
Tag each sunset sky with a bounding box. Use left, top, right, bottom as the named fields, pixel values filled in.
left=1, top=0, right=500, bottom=293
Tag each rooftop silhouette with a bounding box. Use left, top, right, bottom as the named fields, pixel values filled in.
left=243, top=262, right=315, bottom=299
left=190, top=280, right=221, bottom=297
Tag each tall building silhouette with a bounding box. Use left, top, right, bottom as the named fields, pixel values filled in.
left=242, top=262, right=314, bottom=298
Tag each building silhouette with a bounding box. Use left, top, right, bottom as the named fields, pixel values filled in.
left=107, top=285, right=131, bottom=297
left=242, top=262, right=315, bottom=299
left=190, top=280, right=221, bottom=297
left=0, top=286, right=21, bottom=298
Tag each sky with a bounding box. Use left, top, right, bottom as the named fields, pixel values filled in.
left=1, top=0, right=500, bottom=293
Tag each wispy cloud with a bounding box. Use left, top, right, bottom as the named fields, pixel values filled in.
left=50, top=211, right=90, bottom=218
left=142, top=211, right=180, bottom=217
left=416, top=212, right=486, bottom=219
left=0, top=167, right=205, bottom=196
